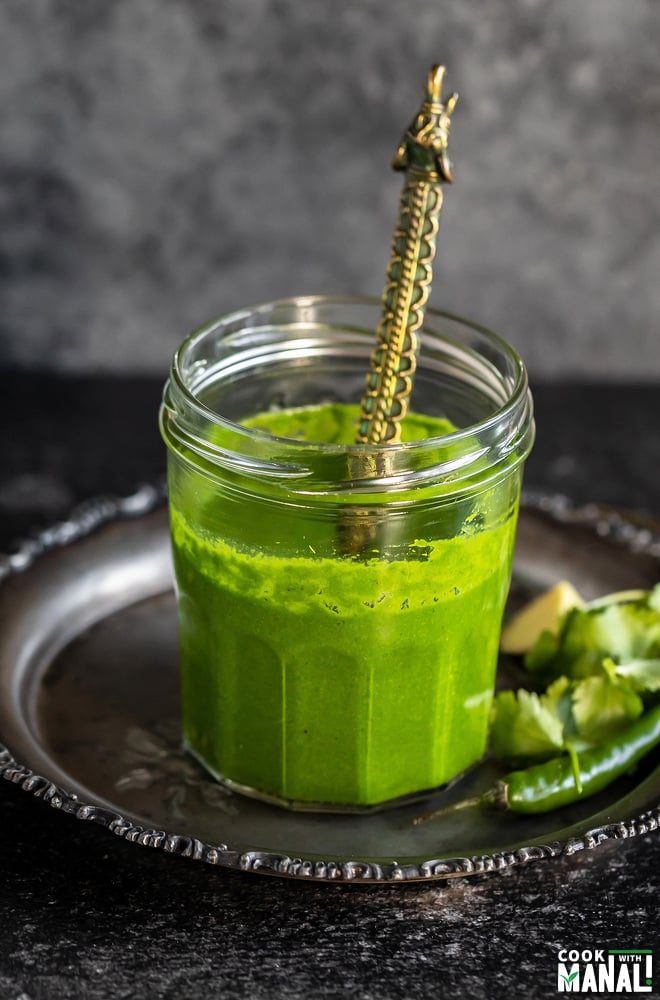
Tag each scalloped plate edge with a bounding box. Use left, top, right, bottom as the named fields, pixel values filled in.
left=1, top=483, right=659, bottom=883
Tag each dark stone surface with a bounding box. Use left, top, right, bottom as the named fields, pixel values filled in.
left=0, top=779, right=658, bottom=1000
left=0, top=2, right=659, bottom=377
left=0, top=375, right=659, bottom=999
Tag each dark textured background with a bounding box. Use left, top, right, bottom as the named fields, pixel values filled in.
left=1, top=0, right=658, bottom=377
left=1, top=5, right=659, bottom=994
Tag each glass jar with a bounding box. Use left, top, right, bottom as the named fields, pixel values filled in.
left=160, top=296, right=534, bottom=811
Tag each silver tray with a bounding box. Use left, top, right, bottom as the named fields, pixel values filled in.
left=1, top=485, right=659, bottom=883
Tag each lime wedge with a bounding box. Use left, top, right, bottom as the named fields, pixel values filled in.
left=500, top=581, right=585, bottom=655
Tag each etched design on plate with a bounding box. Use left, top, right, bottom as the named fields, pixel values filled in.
left=116, top=722, right=238, bottom=819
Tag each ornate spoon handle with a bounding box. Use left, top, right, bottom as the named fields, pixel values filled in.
left=357, top=65, right=458, bottom=445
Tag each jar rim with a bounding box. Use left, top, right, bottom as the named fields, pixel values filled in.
left=168, top=294, right=531, bottom=459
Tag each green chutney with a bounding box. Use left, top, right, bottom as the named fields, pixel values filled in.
left=170, top=403, right=518, bottom=808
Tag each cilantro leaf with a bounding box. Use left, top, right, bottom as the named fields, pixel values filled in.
left=648, top=583, right=660, bottom=614
left=613, top=658, right=660, bottom=692
left=490, top=688, right=565, bottom=760
left=524, top=628, right=561, bottom=675
left=496, top=587, right=660, bottom=764
left=571, top=673, right=643, bottom=743
left=524, top=592, right=660, bottom=682
left=542, top=675, right=574, bottom=731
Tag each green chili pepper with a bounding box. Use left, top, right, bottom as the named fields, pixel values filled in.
left=415, top=703, right=660, bottom=823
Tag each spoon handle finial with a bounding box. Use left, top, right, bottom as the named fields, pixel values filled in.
left=357, top=65, right=458, bottom=445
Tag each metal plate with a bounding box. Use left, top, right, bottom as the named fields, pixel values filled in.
left=1, top=486, right=659, bottom=882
